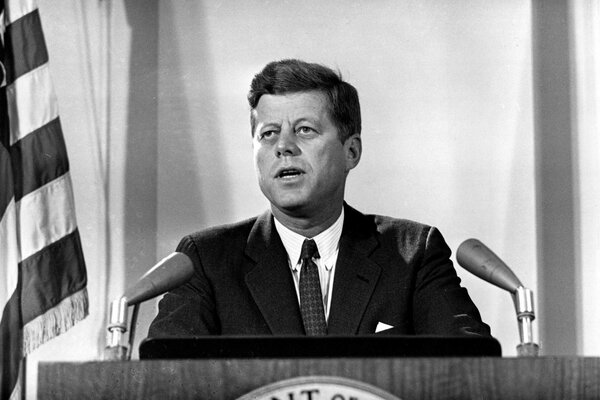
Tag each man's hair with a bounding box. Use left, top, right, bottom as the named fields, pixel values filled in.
left=248, top=59, right=361, bottom=142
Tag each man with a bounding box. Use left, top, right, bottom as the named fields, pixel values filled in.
left=148, top=59, right=490, bottom=337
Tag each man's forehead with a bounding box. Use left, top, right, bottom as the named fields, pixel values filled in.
left=253, top=91, right=331, bottom=121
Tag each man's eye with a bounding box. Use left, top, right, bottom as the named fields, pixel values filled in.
left=297, top=126, right=315, bottom=135
left=259, top=131, right=275, bottom=140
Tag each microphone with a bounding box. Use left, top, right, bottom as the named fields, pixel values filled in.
left=123, top=252, right=194, bottom=306
left=456, top=238, right=522, bottom=293
left=104, top=252, right=194, bottom=360
left=457, top=239, right=539, bottom=357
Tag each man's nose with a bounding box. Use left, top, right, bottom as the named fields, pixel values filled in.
left=275, top=129, right=300, bottom=157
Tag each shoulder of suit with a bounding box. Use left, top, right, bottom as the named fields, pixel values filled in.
left=363, top=212, right=437, bottom=246
left=372, top=214, right=432, bottom=232
left=345, top=204, right=436, bottom=240
left=361, top=214, right=445, bottom=259
left=182, top=215, right=259, bottom=244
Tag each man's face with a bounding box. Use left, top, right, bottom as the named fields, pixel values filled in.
left=252, top=91, right=360, bottom=219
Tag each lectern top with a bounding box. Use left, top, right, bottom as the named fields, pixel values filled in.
left=139, top=335, right=501, bottom=359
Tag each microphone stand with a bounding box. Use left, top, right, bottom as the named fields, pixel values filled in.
left=513, top=286, right=539, bottom=357
left=102, top=252, right=194, bottom=361
left=105, top=297, right=139, bottom=361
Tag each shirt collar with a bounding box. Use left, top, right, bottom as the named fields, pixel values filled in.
left=274, top=208, right=345, bottom=271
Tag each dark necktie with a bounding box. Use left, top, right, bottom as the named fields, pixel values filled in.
left=299, top=239, right=327, bottom=336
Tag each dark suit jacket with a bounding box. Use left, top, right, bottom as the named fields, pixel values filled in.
left=148, top=204, right=491, bottom=337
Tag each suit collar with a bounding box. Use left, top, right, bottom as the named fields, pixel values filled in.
left=339, top=203, right=379, bottom=256
left=244, top=209, right=275, bottom=263
left=244, top=210, right=305, bottom=334
left=327, top=203, right=382, bottom=334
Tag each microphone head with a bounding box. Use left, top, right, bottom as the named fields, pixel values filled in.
left=457, top=239, right=522, bottom=293
left=124, top=252, right=194, bottom=306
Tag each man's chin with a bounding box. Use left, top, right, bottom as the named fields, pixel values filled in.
left=270, top=200, right=311, bottom=218
left=273, top=202, right=306, bottom=213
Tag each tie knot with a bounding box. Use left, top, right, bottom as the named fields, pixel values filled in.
left=300, top=239, right=320, bottom=260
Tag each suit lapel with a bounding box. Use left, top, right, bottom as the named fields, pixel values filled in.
left=244, top=211, right=305, bottom=334
left=327, top=204, right=381, bottom=334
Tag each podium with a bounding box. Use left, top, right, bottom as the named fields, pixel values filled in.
left=39, top=357, right=600, bottom=399
left=38, top=338, right=600, bottom=399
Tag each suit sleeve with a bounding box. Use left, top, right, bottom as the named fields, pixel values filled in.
left=147, top=235, right=220, bottom=337
left=412, top=226, right=492, bottom=337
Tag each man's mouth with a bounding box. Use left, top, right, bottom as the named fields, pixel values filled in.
left=275, top=168, right=305, bottom=179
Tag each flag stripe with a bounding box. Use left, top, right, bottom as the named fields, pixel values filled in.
left=20, top=229, right=87, bottom=325
left=10, top=117, right=69, bottom=201
left=0, top=199, right=19, bottom=305
left=0, top=86, right=8, bottom=150
left=18, top=173, right=77, bottom=261
left=4, top=0, right=36, bottom=25
left=0, top=145, right=13, bottom=219
left=3, top=9, right=47, bottom=85
left=0, top=290, right=22, bottom=400
left=7, top=64, right=59, bottom=145
left=7, top=363, right=21, bottom=400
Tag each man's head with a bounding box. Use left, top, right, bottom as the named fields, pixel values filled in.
left=248, top=59, right=361, bottom=143
left=248, top=60, right=362, bottom=229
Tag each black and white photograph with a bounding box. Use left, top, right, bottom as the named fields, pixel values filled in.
left=1, top=0, right=599, bottom=398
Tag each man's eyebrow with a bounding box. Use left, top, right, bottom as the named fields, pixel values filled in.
left=293, top=117, right=321, bottom=127
left=258, top=121, right=281, bottom=129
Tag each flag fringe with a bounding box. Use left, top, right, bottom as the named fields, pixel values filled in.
left=22, top=288, right=89, bottom=355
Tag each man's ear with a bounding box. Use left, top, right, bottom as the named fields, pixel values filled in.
left=344, top=133, right=362, bottom=172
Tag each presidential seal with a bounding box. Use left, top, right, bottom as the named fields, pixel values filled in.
left=237, top=376, right=401, bottom=400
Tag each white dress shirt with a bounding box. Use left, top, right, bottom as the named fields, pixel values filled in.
left=273, top=209, right=344, bottom=321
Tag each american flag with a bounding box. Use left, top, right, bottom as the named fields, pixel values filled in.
left=0, top=1, right=88, bottom=398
